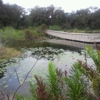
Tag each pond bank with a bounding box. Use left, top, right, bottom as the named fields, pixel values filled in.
left=0, top=47, right=21, bottom=60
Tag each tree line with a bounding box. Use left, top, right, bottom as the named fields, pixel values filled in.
left=0, top=0, right=100, bottom=30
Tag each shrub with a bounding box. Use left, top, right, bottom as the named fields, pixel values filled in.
left=24, top=29, right=32, bottom=40
left=0, top=27, right=25, bottom=42
left=39, top=24, right=48, bottom=34
left=49, top=25, right=62, bottom=31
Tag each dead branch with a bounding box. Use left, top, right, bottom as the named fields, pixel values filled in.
left=12, top=59, right=38, bottom=100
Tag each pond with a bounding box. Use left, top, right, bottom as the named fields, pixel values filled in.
left=0, top=42, right=93, bottom=96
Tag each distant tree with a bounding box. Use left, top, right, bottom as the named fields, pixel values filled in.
left=0, top=0, right=5, bottom=28
left=52, top=8, right=66, bottom=26
left=0, top=1, right=100, bottom=30
left=4, top=4, right=25, bottom=28
left=30, top=6, right=46, bottom=26
left=0, top=1, right=25, bottom=29
left=65, top=7, right=100, bottom=30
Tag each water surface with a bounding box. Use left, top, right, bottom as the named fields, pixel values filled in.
left=0, top=43, right=89, bottom=96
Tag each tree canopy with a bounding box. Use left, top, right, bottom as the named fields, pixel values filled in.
left=0, top=0, right=100, bottom=30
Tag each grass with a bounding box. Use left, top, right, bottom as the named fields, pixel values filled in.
left=0, top=47, right=21, bottom=59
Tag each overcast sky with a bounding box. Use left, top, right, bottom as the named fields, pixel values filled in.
left=3, top=0, right=100, bottom=12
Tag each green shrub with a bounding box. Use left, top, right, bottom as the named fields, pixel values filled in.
left=49, top=25, right=62, bottom=31
left=0, top=27, right=25, bottom=41
left=24, top=29, right=32, bottom=40
left=0, top=26, right=46, bottom=44
left=39, top=24, right=48, bottom=33
left=66, top=63, right=88, bottom=100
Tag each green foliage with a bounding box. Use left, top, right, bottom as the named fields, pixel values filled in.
left=47, top=62, right=57, bottom=97
left=15, top=45, right=100, bottom=100
left=39, top=24, right=48, bottom=33
left=92, top=74, right=100, bottom=98
left=0, top=27, right=46, bottom=44
left=16, top=62, right=67, bottom=100
left=16, top=94, right=34, bottom=100
left=86, top=46, right=100, bottom=98
left=16, top=61, right=93, bottom=100
left=29, top=82, right=38, bottom=100
left=1, top=0, right=100, bottom=30
left=0, top=2, right=25, bottom=28
left=0, top=27, right=25, bottom=41
left=31, top=62, right=67, bottom=100
left=49, top=25, right=62, bottom=31
left=76, top=45, right=100, bottom=99
left=65, top=28, right=100, bottom=33
left=86, top=46, right=100, bottom=71
left=24, top=29, right=32, bottom=40
left=65, top=65, right=87, bottom=100
left=33, top=75, right=50, bottom=100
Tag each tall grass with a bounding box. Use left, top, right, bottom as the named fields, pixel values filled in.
left=0, top=47, right=20, bottom=59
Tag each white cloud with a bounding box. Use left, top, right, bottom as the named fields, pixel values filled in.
left=3, top=0, right=100, bottom=12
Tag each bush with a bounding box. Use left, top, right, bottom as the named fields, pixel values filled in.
left=24, top=29, right=32, bottom=40
left=49, top=25, right=62, bottom=31
left=0, top=27, right=25, bottom=42
left=62, top=23, right=71, bottom=30
left=39, top=24, right=48, bottom=33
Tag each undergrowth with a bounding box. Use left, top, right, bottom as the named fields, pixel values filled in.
left=0, top=26, right=46, bottom=43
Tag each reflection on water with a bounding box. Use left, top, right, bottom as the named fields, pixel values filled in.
left=0, top=72, right=4, bottom=79
left=0, top=42, right=87, bottom=96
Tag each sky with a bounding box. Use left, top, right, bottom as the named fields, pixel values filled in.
left=3, top=0, right=100, bottom=12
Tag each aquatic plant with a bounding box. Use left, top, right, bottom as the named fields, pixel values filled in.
left=1, top=45, right=100, bottom=100
left=22, top=47, right=64, bottom=60
left=16, top=62, right=67, bottom=100
left=15, top=45, right=100, bottom=100
left=0, top=46, right=65, bottom=100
